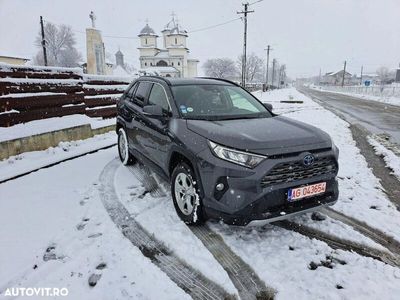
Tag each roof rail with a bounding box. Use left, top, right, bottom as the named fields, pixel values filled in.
left=196, top=77, right=240, bottom=87
left=138, top=75, right=172, bottom=85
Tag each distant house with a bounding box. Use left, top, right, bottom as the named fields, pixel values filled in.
left=321, top=70, right=352, bottom=85
left=0, top=54, right=30, bottom=65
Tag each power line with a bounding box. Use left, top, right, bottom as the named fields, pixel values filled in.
left=45, top=17, right=241, bottom=40
left=188, top=17, right=241, bottom=33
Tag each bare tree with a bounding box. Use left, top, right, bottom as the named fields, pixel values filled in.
left=237, top=53, right=264, bottom=82
left=376, top=66, right=390, bottom=84
left=34, top=22, right=82, bottom=67
left=203, top=58, right=238, bottom=78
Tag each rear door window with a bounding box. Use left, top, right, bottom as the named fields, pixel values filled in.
left=133, top=82, right=152, bottom=107
left=148, top=84, right=170, bottom=111
left=125, top=82, right=138, bottom=100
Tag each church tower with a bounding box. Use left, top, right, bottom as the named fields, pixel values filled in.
left=137, top=23, right=159, bottom=68
left=137, top=14, right=198, bottom=78
left=162, top=15, right=189, bottom=76
left=115, top=49, right=124, bottom=67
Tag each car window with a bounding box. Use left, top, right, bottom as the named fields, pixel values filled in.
left=125, top=82, right=138, bottom=100
left=148, top=84, right=170, bottom=111
left=227, top=87, right=261, bottom=112
left=133, top=82, right=151, bottom=107
left=171, top=84, right=271, bottom=120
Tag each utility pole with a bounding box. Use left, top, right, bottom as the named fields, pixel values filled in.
left=271, top=59, right=276, bottom=87
left=318, top=68, right=321, bottom=86
left=341, top=60, right=347, bottom=87
left=360, top=65, right=363, bottom=85
left=237, top=3, right=254, bottom=88
left=264, top=45, right=272, bottom=86
left=40, top=16, right=48, bottom=66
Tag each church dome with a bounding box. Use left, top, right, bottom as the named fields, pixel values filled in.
left=139, top=24, right=157, bottom=36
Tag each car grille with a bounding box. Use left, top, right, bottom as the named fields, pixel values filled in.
left=261, top=156, right=337, bottom=187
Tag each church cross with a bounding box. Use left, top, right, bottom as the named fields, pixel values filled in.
left=89, top=11, right=96, bottom=28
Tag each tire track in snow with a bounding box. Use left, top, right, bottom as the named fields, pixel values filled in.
left=100, top=159, right=234, bottom=300
left=320, top=207, right=400, bottom=260
left=275, top=220, right=400, bottom=268
left=127, top=163, right=275, bottom=300
left=190, top=225, right=275, bottom=300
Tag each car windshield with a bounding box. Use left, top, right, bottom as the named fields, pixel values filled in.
left=171, top=84, right=272, bottom=120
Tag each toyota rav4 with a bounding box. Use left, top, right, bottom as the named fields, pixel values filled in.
left=116, top=76, right=339, bottom=225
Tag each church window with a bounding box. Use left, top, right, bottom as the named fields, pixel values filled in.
left=178, top=61, right=180, bottom=66
left=175, top=38, right=177, bottom=44
left=145, top=62, right=147, bottom=66
left=145, top=38, right=148, bottom=44
left=156, top=60, right=168, bottom=67
left=150, top=62, right=153, bottom=66
left=171, top=62, right=174, bottom=66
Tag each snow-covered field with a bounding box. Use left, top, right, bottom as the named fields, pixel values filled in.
left=1, top=88, right=399, bottom=299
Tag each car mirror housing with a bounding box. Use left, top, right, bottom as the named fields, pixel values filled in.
left=143, top=105, right=164, bottom=118
left=263, top=103, right=273, bottom=111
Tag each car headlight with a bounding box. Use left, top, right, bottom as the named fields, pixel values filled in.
left=208, top=140, right=266, bottom=168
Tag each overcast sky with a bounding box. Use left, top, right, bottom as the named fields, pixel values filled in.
left=0, top=0, right=399, bottom=78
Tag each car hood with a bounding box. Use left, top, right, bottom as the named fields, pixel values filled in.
left=186, top=116, right=332, bottom=155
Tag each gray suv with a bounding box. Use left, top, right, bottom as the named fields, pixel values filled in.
left=116, top=76, right=339, bottom=225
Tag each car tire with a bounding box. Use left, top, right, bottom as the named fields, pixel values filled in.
left=171, top=162, right=204, bottom=225
left=118, top=127, right=135, bottom=165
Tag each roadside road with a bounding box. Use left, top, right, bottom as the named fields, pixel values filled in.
left=298, top=87, right=400, bottom=145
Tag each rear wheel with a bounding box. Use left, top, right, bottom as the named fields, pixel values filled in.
left=118, top=128, right=135, bottom=165
left=171, top=162, right=204, bottom=225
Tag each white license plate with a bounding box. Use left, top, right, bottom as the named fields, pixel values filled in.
left=287, top=182, right=326, bottom=202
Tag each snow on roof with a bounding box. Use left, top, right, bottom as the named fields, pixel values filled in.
left=139, top=66, right=179, bottom=74
left=163, top=17, right=187, bottom=36
left=154, top=51, right=170, bottom=58
left=139, top=24, right=158, bottom=36
left=0, top=54, right=30, bottom=61
left=329, top=70, right=352, bottom=76
left=0, top=62, right=82, bottom=74
left=113, top=65, right=130, bottom=76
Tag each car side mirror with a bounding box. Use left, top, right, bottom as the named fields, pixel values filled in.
left=143, top=105, right=164, bottom=118
left=263, top=103, right=273, bottom=111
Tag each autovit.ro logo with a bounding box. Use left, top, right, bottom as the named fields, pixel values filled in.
left=3, top=287, right=69, bottom=297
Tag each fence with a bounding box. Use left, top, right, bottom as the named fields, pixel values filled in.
left=319, top=84, right=400, bottom=98
left=0, top=63, right=135, bottom=127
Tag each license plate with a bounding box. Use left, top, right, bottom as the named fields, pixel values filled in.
left=287, top=182, right=326, bottom=202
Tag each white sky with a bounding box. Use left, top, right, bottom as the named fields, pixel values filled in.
left=0, top=0, right=399, bottom=78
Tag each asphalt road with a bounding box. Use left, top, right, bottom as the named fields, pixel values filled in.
left=298, top=87, right=400, bottom=145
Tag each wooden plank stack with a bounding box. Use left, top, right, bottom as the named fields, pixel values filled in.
left=0, top=64, right=133, bottom=127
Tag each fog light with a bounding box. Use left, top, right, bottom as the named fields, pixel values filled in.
left=216, top=183, right=225, bottom=191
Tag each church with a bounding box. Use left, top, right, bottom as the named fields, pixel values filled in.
left=138, top=16, right=199, bottom=78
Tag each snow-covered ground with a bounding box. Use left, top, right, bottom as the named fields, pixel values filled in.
left=0, top=114, right=115, bottom=142
left=368, top=136, right=400, bottom=180
left=1, top=87, right=400, bottom=299
left=309, top=85, right=400, bottom=107
left=0, top=131, right=116, bottom=182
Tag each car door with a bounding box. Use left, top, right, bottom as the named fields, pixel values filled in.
left=140, top=82, right=173, bottom=169
left=124, top=81, right=152, bottom=156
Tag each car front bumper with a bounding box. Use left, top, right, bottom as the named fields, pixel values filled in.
left=196, top=147, right=339, bottom=226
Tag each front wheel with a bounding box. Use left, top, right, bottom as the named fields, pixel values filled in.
left=118, top=128, right=135, bottom=165
left=171, top=162, right=204, bottom=225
